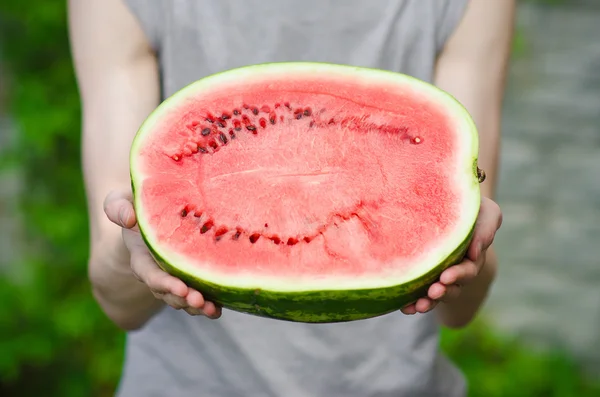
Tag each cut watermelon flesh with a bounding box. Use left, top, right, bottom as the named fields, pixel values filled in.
left=130, top=63, right=481, bottom=322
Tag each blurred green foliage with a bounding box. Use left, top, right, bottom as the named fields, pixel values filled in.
left=0, top=1, right=598, bottom=396
left=441, top=324, right=600, bottom=397
left=0, top=2, right=125, bottom=397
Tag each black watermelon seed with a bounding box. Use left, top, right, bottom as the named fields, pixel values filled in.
left=201, top=128, right=211, bottom=136
left=200, top=221, right=213, bottom=234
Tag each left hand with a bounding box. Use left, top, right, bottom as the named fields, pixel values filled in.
left=401, top=196, right=503, bottom=315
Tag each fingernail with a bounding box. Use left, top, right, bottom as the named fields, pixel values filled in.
left=474, top=242, right=483, bottom=259
left=119, top=207, right=128, bottom=226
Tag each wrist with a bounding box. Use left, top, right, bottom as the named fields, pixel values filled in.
left=436, top=246, right=498, bottom=328
left=88, top=232, right=164, bottom=331
left=89, top=232, right=133, bottom=285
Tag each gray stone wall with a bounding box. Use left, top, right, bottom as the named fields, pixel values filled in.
left=486, top=1, right=600, bottom=375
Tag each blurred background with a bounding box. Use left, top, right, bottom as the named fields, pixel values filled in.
left=0, top=0, right=598, bottom=396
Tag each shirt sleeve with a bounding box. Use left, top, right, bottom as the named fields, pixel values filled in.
left=434, top=0, right=470, bottom=54
left=122, top=0, right=165, bottom=52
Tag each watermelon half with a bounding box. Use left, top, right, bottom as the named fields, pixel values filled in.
left=130, top=62, right=484, bottom=323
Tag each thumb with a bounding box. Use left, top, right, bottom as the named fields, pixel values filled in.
left=467, top=197, right=502, bottom=261
left=104, top=189, right=137, bottom=229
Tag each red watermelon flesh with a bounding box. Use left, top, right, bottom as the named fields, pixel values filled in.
left=130, top=63, right=482, bottom=323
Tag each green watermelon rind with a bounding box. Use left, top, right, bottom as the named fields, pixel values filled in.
left=136, top=208, right=476, bottom=323
left=129, top=62, right=481, bottom=323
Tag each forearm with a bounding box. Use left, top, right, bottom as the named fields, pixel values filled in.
left=430, top=0, right=514, bottom=328
left=89, top=231, right=164, bottom=330
left=69, top=0, right=164, bottom=329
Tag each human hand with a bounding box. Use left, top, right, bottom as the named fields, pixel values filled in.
left=103, top=189, right=222, bottom=318
left=401, top=196, right=502, bottom=315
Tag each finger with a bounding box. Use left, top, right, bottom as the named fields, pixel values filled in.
left=401, top=296, right=436, bottom=314
left=185, top=289, right=205, bottom=309
left=184, top=307, right=206, bottom=316
left=184, top=305, right=222, bottom=318
left=415, top=297, right=438, bottom=313
left=468, top=197, right=502, bottom=261
left=427, top=282, right=447, bottom=300
left=130, top=250, right=189, bottom=297
left=401, top=299, right=438, bottom=315
left=440, top=284, right=461, bottom=302
left=426, top=300, right=439, bottom=313
left=161, top=293, right=189, bottom=310
left=439, top=259, right=479, bottom=285
left=401, top=303, right=417, bottom=315
left=427, top=282, right=462, bottom=303
left=202, top=301, right=222, bottom=319
left=104, top=189, right=137, bottom=229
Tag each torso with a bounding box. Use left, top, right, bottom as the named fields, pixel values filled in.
left=118, top=1, right=469, bottom=396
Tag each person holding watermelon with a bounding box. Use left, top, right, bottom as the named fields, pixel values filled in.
left=68, top=0, right=512, bottom=395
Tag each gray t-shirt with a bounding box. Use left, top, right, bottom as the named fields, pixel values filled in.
left=118, top=1, right=469, bottom=396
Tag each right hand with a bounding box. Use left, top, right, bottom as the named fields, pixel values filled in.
left=103, top=189, right=222, bottom=318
